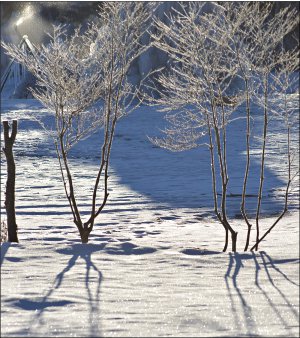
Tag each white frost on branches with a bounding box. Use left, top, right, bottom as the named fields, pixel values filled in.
left=148, top=1, right=299, bottom=252
left=2, top=2, right=157, bottom=243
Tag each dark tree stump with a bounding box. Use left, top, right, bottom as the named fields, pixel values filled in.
left=2, top=120, right=18, bottom=242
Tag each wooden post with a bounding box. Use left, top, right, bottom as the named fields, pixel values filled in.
left=2, top=120, right=19, bottom=242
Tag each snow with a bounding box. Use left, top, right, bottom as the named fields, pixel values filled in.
left=1, top=99, right=299, bottom=337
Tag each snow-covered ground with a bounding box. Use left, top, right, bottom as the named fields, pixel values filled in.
left=1, top=99, right=299, bottom=337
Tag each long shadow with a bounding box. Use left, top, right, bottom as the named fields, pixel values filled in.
left=0, top=242, right=12, bottom=267
left=107, top=106, right=290, bottom=215
left=0, top=242, right=11, bottom=266
left=6, top=240, right=158, bottom=337
left=225, top=252, right=257, bottom=335
left=225, top=252, right=299, bottom=336
left=81, top=246, right=103, bottom=337
left=260, top=252, right=299, bottom=319
left=252, top=254, right=294, bottom=336
left=15, top=244, right=105, bottom=337
left=1, top=101, right=292, bottom=216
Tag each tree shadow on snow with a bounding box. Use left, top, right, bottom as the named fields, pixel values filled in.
left=181, top=248, right=221, bottom=256
left=103, top=241, right=157, bottom=255
left=1, top=242, right=25, bottom=266
left=7, top=241, right=157, bottom=336
left=12, top=244, right=104, bottom=337
left=106, top=107, right=293, bottom=216
left=0, top=242, right=11, bottom=266
left=225, top=252, right=299, bottom=336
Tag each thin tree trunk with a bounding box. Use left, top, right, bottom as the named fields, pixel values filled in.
left=232, top=41, right=253, bottom=252
left=59, top=135, right=82, bottom=228
left=206, top=114, right=228, bottom=252
left=217, top=95, right=237, bottom=252
left=87, top=33, right=116, bottom=233
left=56, top=130, right=86, bottom=243
left=241, top=78, right=253, bottom=251
left=250, top=124, right=292, bottom=251
left=2, top=120, right=19, bottom=243
left=254, top=74, right=268, bottom=251
left=210, top=91, right=237, bottom=252
left=87, top=58, right=126, bottom=232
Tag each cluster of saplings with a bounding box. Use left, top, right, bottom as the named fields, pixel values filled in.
left=2, top=2, right=299, bottom=251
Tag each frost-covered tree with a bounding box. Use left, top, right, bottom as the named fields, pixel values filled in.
left=2, top=2, right=156, bottom=243
left=249, top=48, right=299, bottom=251
left=148, top=2, right=299, bottom=252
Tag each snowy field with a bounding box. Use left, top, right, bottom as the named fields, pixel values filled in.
left=1, top=99, right=299, bottom=337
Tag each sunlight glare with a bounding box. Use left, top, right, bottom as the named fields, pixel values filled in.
left=15, top=5, right=34, bottom=27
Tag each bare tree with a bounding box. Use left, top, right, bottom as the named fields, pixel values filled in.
left=2, top=2, right=156, bottom=243
left=212, top=2, right=299, bottom=250
left=2, top=120, right=19, bottom=242
left=148, top=2, right=241, bottom=252
left=249, top=47, right=299, bottom=251
left=244, top=6, right=299, bottom=250
left=147, top=2, right=299, bottom=252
